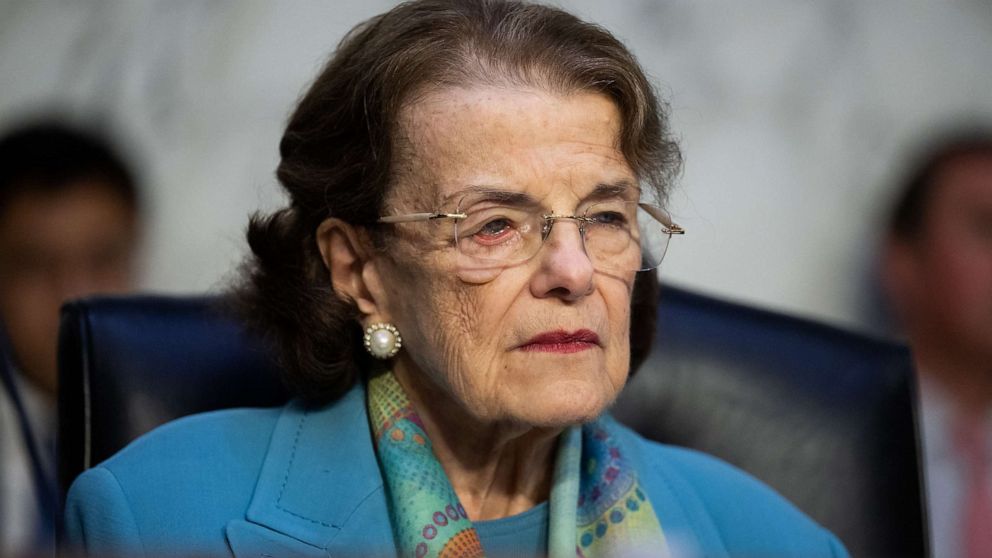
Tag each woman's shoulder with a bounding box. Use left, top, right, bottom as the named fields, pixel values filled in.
left=64, top=387, right=382, bottom=557
left=64, top=404, right=295, bottom=556
left=95, top=405, right=287, bottom=479
left=609, top=419, right=849, bottom=557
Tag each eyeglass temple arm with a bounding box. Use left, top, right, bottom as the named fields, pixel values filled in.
left=639, top=204, right=686, bottom=235
left=378, top=212, right=467, bottom=224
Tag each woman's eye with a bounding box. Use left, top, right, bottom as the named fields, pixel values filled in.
left=590, top=211, right=628, bottom=227
left=477, top=218, right=513, bottom=238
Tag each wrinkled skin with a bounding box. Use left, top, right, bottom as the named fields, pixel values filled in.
left=319, top=86, right=639, bottom=518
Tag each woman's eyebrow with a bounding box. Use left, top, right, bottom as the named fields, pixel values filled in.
left=441, top=186, right=538, bottom=207
left=584, top=180, right=640, bottom=202
left=441, top=180, right=638, bottom=207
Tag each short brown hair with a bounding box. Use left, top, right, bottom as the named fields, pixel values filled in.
left=0, top=121, right=139, bottom=217
left=234, top=0, right=680, bottom=403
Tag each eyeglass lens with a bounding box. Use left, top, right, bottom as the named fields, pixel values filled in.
left=452, top=197, right=672, bottom=273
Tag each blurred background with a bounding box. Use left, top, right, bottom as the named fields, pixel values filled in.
left=1, top=0, right=990, bottom=338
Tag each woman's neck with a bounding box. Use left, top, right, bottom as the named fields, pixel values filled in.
left=392, top=367, right=560, bottom=521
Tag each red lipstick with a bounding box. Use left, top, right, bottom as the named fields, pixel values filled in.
left=519, top=329, right=600, bottom=354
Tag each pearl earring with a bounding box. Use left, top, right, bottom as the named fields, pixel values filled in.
left=363, top=322, right=403, bottom=359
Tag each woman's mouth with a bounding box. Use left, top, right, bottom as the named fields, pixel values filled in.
left=518, top=329, right=600, bottom=354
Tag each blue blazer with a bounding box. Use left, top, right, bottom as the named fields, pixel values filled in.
left=65, top=383, right=848, bottom=557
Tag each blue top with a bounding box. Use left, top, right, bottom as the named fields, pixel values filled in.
left=64, top=382, right=849, bottom=557
left=475, top=501, right=548, bottom=557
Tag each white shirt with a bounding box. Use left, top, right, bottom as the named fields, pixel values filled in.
left=0, top=371, right=55, bottom=556
left=919, top=376, right=992, bottom=558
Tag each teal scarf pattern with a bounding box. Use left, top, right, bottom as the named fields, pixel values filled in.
left=368, top=371, right=669, bottom=558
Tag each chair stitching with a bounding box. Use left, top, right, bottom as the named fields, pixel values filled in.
left=81, top=305, right=93, bottom=470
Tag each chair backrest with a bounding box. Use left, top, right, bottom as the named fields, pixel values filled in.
left=612, top=286, right=926, bottom=557
left=58, top=286, right=926, bottom=556
left=56, top=296, right=289, bottom=507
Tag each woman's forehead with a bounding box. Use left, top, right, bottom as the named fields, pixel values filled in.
left=400, top=86, right=623, bottom=154
left=394, top=85, right=636, bottom=208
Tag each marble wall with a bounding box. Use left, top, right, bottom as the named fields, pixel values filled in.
left=1, top=0, right=990, bottom=336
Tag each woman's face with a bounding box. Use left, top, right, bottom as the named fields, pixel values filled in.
left=376, top=86, right=639, bottom=429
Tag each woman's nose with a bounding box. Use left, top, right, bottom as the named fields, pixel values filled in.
left=529, top=219, right=594, bottom=301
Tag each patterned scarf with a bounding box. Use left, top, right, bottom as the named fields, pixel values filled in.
left=368, top=371, right=669, bottom=558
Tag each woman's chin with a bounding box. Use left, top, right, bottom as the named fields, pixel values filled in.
left=505, top=383, right=617, bottom=428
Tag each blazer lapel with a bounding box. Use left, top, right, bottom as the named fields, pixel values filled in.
left=226, top=519, right=328, bottom=558
left=226, top=383, right=397, bottom=557
left=612, top=416, right=722, bottom=558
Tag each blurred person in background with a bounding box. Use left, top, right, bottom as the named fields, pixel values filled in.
left=0, top=122, right=141, bottom=556
left=882, top=130, right=992, bottom=558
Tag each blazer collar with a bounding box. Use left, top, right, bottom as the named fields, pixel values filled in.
left=224, top=386, right=717, bottom=557
left=226, top=382, right=396, bottom=557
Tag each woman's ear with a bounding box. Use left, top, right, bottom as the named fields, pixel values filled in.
left=315, top=218, right=385, bottom=319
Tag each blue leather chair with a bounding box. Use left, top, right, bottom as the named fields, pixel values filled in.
left=57, top=286, right=927, bottom=556
left=613, top=286, right=926, bottom=556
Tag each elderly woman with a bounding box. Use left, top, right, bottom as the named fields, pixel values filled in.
left=65, top=1, right=847, bottom=557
